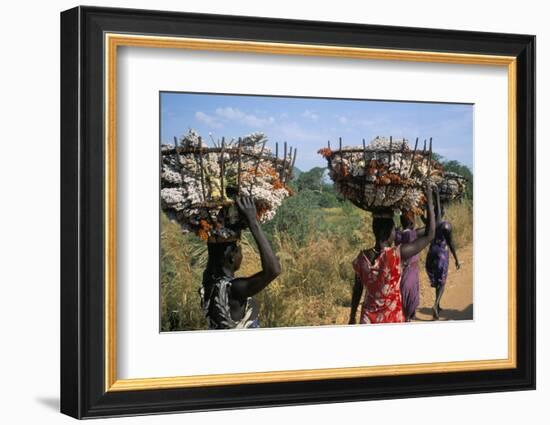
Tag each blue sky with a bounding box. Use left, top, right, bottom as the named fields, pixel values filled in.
left=160, top=92, right=473, bottom=171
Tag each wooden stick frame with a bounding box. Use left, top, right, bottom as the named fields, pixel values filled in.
left=323, top=136, right=436, bottom=210
left=163, top=137, right=296, bottom=212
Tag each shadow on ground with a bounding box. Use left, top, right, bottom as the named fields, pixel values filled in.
left=416, top=303, right=473, bottom=321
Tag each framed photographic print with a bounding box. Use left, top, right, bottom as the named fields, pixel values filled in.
left=60, top=5, right=535, bottom=419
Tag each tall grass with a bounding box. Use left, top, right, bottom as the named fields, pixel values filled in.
left=443, top=200, right=473, bottom=249
left=160, top=213, right=205, bottom=331
left=160, top=200, right=472, bottom=330
left=243, top=230, right=371, bottom=328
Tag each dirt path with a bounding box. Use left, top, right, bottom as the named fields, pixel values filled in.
left=415, top=242, right=473, bottom=321
left=334, top=242, right=473, bottom=324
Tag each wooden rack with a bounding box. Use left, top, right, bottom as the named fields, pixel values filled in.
left=162, top=137, right=297, bottom=203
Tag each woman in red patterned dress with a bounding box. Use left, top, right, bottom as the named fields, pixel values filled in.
left=348, top=186, right=436, bottom=324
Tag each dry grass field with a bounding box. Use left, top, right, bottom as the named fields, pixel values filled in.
left=160, top=198, right=473, bottom=331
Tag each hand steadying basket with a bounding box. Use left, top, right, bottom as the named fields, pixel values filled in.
left=319, top=136, right=443, bottom=215
left=161, top=130, right=296, bottom=242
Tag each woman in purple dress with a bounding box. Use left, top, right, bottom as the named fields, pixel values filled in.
left=395, top=210, right=421, bottom=321
left=425, top=191, right=461, bottom=320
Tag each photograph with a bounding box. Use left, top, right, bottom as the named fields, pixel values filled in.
left=159, top=92, right=474, bottom=331
left=57, top=5, right=536, bottom=419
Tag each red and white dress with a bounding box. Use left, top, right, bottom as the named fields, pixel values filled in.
left=352, top=246, right=405, bottom=324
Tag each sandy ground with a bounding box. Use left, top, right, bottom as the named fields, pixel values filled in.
left=415, top=242, right=473, bottom=321
left=337, top=242, right=473, bottom=323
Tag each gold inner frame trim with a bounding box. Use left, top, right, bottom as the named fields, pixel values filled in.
left=104, top=33, right=517, bottom=392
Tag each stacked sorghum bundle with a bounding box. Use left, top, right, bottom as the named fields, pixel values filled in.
left=161, top=130, right=295, bottom=242
left=319, top=136, right=443, bottom=215
left=438, top=171, right=468, bottom=202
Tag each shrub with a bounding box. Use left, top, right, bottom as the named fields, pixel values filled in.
left=160, top=191, right=472, bottom=330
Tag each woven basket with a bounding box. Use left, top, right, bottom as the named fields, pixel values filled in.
left=319, top=137, right=442, bottom=214
left=438, top=171, right=468, bottom=203
left=161, top=132, right=295, bottom=242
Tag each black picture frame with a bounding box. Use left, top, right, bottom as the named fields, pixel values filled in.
left=60, top=5, right=535, bottom=419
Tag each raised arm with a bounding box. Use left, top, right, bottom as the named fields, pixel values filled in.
left=443, top=223, right=461, bottom=270
left=435, top=186, right=442, bottom=223
left=230, top=197, right=281, bottom=300
left=400, top=186, right=436, bottom=262
left=415, top=226, right=427, bottom=237
left=349, top=274, right=364, bottom=324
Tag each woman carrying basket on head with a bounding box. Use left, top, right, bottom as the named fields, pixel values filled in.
left=394, top=209, right=423, bottom=322
left=348, top=185, right=436, bottom=325
left=425, top=189, right=461, bottom=320
left=199, top=196, right=281, bottom=329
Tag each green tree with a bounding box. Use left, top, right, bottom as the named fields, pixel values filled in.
left=263, top=190, right=325, bottom=245
left=294, top=167, right=325, bottom=192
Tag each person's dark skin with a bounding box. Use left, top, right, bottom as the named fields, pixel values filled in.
left=395, top=211, right=422, bottom=322
left=349, top=185, right=436, bottom=324
left=429, top=190, right=460, bottom=319
left=418, top=189, right=460, bottom=269
left=204, top=196, right=281, bottom=322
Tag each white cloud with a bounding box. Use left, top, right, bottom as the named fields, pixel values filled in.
left=276, top=122, right=323, bottom=142
left=335, top=115, right=378, bottom=129
left=302, top=110, right=319, bottom=121
left=195, top=111, right=222, bottom=128
left=215, top=107, right=275, bottom=127
left=357, top=118, right=376, bottom=127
